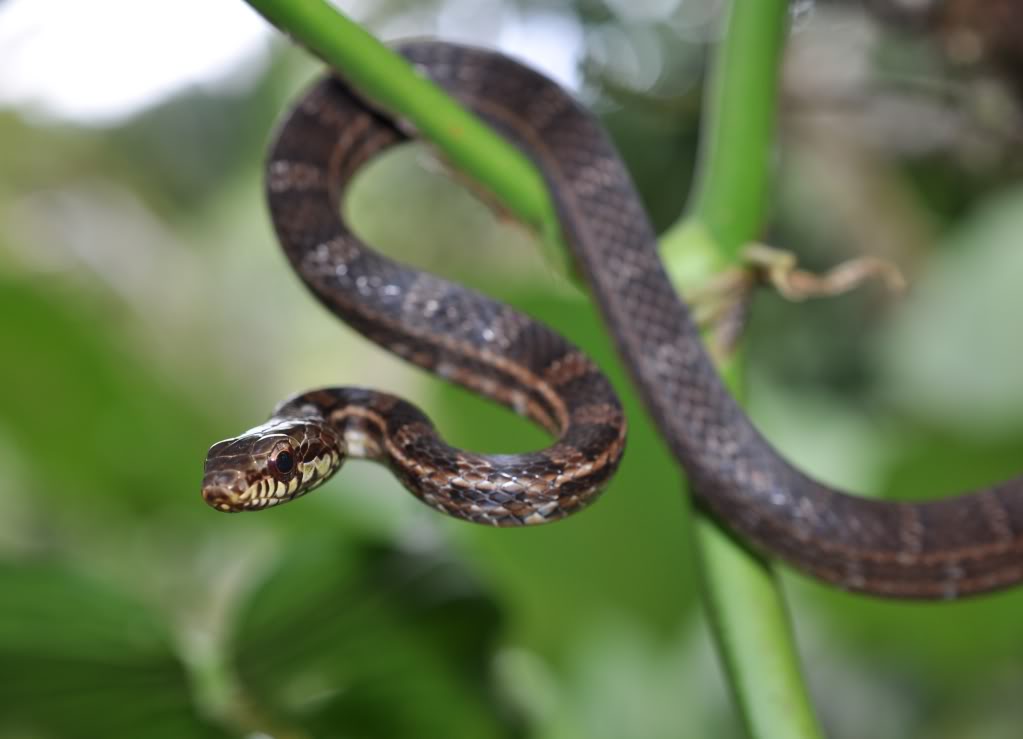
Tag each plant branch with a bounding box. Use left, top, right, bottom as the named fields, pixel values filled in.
left=662, top=1, right=823, bottom=737
left=246, top=0, right=564, bottom=259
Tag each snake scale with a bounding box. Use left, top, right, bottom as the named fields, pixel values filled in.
left=202, top=40, right=1023, bottom=599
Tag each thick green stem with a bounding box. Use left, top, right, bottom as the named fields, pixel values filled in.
left=685, top=0, right=785, bottom=259
left=243, top=0, right=821, bottom=736
left=663, top=2, right=823, bottom=737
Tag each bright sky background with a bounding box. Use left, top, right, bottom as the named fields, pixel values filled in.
left=0, top=0, right=585, bottom=126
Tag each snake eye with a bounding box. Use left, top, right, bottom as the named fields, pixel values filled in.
left=270, top=448, right=295, bottom=478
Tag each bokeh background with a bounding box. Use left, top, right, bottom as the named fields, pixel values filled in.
left=3, top=0, right=1023, bottom=737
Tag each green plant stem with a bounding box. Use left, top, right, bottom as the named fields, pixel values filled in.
left=242, top=0, right=821, bottom=736
left=246, top=0, right=564, bottom=259
left=663, top=2, right=823, bottom=737
left=684, top=0, right=787, bottom=258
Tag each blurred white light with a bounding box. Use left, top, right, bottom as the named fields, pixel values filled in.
left=398, top=0, right=585, bottom=91
left=497, top=9, right=584, bottom=91
left=0, top=0, right=273, bottom=125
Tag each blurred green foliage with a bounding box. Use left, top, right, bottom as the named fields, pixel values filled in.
left=3, top=2, right=1023, bottom=738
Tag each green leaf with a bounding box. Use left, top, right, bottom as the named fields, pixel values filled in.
left=231, top=535, right=516, bottom=739
left=0, top=561, right=226, bottom=739
left=0, top=277, right=227, bottom=515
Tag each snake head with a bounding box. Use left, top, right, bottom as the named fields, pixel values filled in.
left=201, top=418, right=344, bottom=512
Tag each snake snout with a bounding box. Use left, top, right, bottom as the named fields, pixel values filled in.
left=201, top=470, right=246, bottom=512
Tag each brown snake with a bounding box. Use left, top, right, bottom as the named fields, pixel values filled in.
left=202, top=40, right=1023, bottom=599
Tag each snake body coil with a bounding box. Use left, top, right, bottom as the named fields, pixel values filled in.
left=203, top=41, right=1023, bottom=599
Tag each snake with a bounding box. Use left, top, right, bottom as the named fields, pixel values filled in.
left=201, top=40, right=1023, bottom=600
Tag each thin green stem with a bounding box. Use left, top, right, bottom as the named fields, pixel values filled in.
left=242, top=0, right=821, bottom=736
left=246, top=0, right=565, bottom=262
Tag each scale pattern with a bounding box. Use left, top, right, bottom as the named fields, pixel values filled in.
left=205, top=41, right=1023, bottom=598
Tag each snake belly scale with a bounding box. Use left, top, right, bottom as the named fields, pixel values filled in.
left=202, top=40, right=1023, bottom=599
